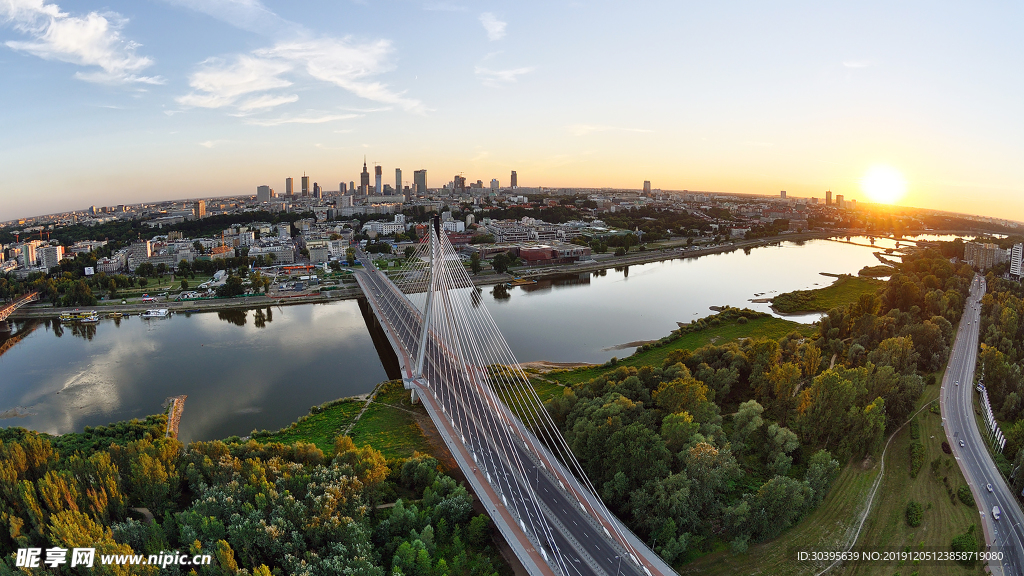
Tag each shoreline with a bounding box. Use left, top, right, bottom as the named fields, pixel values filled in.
left=6, top=228, right=961, bottom=321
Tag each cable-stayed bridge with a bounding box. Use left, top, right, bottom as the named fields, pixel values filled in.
left=354, top=219, right=676, bottom=576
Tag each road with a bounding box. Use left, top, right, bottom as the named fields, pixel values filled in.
left=355, top=247, right=673, bottom=576
left=941, top=274, right=1024, bottom=575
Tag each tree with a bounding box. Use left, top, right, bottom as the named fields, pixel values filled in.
left=804, top=449, right=840, bottom=507
left=731, top=400, right=764, bottom=449
left=177, top=260, right=193, bottom=278
left=138, top=277, right=148, bottom=288
left=491, top=253, right=511, bottom=274
left=470, top=253, right=482, bottom=275
left=180, top=279, right=189, bottom=291
left=135, top=262, right=155, bottom=278
left=654, top=376, right=709, bottom=415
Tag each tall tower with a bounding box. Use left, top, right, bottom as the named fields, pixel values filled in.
left=510, top=170, right=517, bottom=189
left=286, top=177, right=293, bottom=197
left=780, top=190, right=787, bottom=199
left=395, top=168, right=402, bottom=195
left=301, top=173, right=310, bottom=197
left=375, top=165, right=382, bottom=195
left=643, top=180, right=651, bottom=194
left=826, top=190, right=832, bottom=206
left=414, top=169, right=427, bottom=194
left=360, top=158, right=370, bottom=195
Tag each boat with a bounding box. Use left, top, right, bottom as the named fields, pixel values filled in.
left=141, top=309, right=169, bottom=318
left=510, top=277, right=537, bottom=286
left=59, top=310, right=99, bottom=323
left=108, top=312, right=123, bottom=319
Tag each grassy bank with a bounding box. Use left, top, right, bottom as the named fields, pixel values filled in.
left=545, top=313, right=816, bottom=387
left=772, top=275, right=885, bottom=314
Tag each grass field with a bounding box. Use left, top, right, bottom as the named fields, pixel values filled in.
left=683, top=369, right=984, bottom=576
left=257, top=399, right=363, bottom=453
left=772, top=275, right=886, bottom=314
left=544, top=316, right=816, bottom=387
left=349, top=380, right=434, bottom=459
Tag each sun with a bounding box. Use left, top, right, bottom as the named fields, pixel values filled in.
left=860, top=165, right=907, bottom=205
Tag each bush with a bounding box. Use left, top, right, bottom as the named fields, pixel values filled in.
left=737, top=316, right=748, bottom=324
left=950, top=525, right=979, bottom=567
left=957, top=485, right=975, bottom=507
left=905, top=500, right=923, bottom=527
left=909, top=442, right=925, bottom=478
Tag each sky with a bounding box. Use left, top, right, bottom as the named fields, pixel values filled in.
left=1, top=0, right=1023, bottom=222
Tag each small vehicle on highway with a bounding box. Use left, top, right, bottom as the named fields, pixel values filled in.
left=987, top=483, right=993, bottom=492
left=960, top=440, right=965, bottom=447
left=993, top=506, right=1002, bottom=520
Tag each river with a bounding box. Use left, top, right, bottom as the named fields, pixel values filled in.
left=0, top=235, right=963, bottom=442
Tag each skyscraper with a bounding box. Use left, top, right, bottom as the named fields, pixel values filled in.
left=780, top=190, right=787, bottom=199
left=257, top=185, right=272, bottom=202
left=193, top=200, right=206, bottom=219
left=313, top=182, right=321, bottom=199
left=395, top=168, right=402, bottom=195
left=510, top=170, right=517, bottom=188
left=340, top=182, right=347, bottom=194
left=835, top=194, right=844, bottom=208
left=490, top=178, right=499, bottom=191
left=350, top=181, right=355, bottom=194
left=643, top=180, right=651, bottom=194
left=414, top=170, right=427, bottom=194
left=826, top=190, right=832, bottom=206
left=286, top=177, right=294, bottom=197
left=301, top=174, right=310, bottom=197
left=375, top=165, right=382, bottom=195
left=360, top=159, right=370, bottom=194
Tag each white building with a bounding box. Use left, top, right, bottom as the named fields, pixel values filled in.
left=39, top=245, right=64, bottom=270
left=1011, top=243, right=1023, bottom=277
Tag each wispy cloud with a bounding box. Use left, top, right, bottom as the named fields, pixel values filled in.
left=0, top=0, right=162, bottom=84
left=475, top=65, right=533, bottom=87
left=169, top=0, right=423, bottom=115
left=198, top=140, right=230, bottom=148
left=843, top=60, right=869, bottom=68
left=243, top=112, right=361, bottom=127
left=567, top=124, right=652, bottom=136
left=479, top=12, right=506, bottom=41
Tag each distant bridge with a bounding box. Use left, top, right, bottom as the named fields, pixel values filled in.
left=0, top=292, right=39, bottom=335
left=355, top=219, right=676, bottom=576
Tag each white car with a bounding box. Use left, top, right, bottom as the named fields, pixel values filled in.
left=960, top=440, right=965, bottom=447
left=987, top=483, right=993, bottom=492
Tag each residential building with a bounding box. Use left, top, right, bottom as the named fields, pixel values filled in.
left=780, top=190, right=787, bottom=199
left=39, top=245, right=64, bottom=270
left=826, top=190, right=832, bottom=206
left=490, top=178, right=499, bottom=191
left=257, top=185, right=273, bottom=202
left=193, top=200, right=206, bottom=219
left=643, top=181, right=651, bottom=194
left=965, top=242, right=998, bottom=270
left=1011, top=243, right=1023, bottom=277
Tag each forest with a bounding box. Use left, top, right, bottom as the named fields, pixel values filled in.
left=0, top=421, right=503, bottom=575
left=545, top=247, right=973, bottom=561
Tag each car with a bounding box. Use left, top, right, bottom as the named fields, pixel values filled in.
left=987, top=483, right=993, bottom=492
left=956, top=380, right=959, bottom=386
left=960, top=440, right=965, bottom=447
left=993, top=506, right=1002, bottom=520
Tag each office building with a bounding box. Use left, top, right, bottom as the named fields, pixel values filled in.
left=1011, top=243, right=1023, bottom=277
left=395, top=168, right=402, bottom=194
left=835, top=194, right=844, bottom=209
left=193, top=200, right=206, bottom=219
left=643, top=180, right=651, bottom=194
left=414, top=170, right=427, bottom=194
left=375, top=165, right=382, bottom=195
left=510, top=170, right=517, bottom=188
left=826, top=190, right=832, bottom=206
left=301, top=174, right=310, bottom=197
left=780, top=190, right=787, bottom=200
left=360, top=159, right=370, bottom=194
left=313, top=182, right=321, bottom=199
left=491, top=178, right=499, bottom=191
left=350, top=181, right=355, bottom=194
left=340, top=182, right=347, bottom=194
left=454, top=175, right=466, bottom=193
left=286, top=177, right=294, bottom=197
left=257, top=185, right=273, bottom=202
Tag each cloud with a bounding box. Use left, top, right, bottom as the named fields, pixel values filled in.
left=474, top=65, right=533, bottom=87
left=176, top=55, right=293, bottom=109
left=479, top=12, right=506, bottom=41
left=843, top=60, right=869, bottom=68
left=168, top=0, right=424, bottom=114
left=243, top=112, right=361, bottom=127
left=567, top=124, right=653, bottom=136
left=0, top=0, right=162, bottom=84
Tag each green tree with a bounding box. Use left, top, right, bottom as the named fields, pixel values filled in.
left=470, top=252, right=482, bottom=275
left=491, top=253, right=511, bottom=274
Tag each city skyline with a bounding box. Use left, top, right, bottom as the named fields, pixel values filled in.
left=1, top=1, right=1023, bottom=222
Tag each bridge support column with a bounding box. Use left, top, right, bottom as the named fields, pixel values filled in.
left=410, top=388, right=419, bottom=404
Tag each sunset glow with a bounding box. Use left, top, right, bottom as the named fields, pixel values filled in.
left=861, top=166, right=907, bottom=205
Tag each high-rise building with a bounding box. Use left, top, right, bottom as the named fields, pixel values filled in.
left=454, top=175, right=466, bottom=193
left=340, top=182, right=347, bottom=194
left=193, top=200, right=206, bottom=219
left=643, top=180, right=651, bottom=194
left=835, top=194, right=844, bottom=209
left=1011, top=243, right=1023, bottom=277
left=375, top=165, right=382, bottom=195
left=965, top=242, right=999, bottom=271
left=39, top=245, right=64, bottom=270
left=257, top=185, right=272, bottom=202
left=780, top=190, right=787, bottom=199
left=395, top=168, right=402, bottom=194
left=510, top=170, right=517, bottom=188
left=301, top=174, right=310, bottom=197
left=826, top=190, right=832, bottom=206
left=490, top=178, right=499, bottom=191
left=360, top=159, right=370, bottom=194
left=414, top=170, right=427, bottom=194
left=286, top=177, right=294, bottom=197
left=350, top=181, right=355, bottom=194
left=313, top=182, right=321, bottom=199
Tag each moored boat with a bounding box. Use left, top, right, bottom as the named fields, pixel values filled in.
left=141, top=309, right=169, bottom=318
left=59, top=310, right=99, bottom=323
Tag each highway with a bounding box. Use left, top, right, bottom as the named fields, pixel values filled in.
left=941, top=275, right=1024, bottom=575
left=355, top=246, right=674, bottom=576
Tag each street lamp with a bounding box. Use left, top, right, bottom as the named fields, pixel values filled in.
left=614, top=555, right=622, bottom=576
